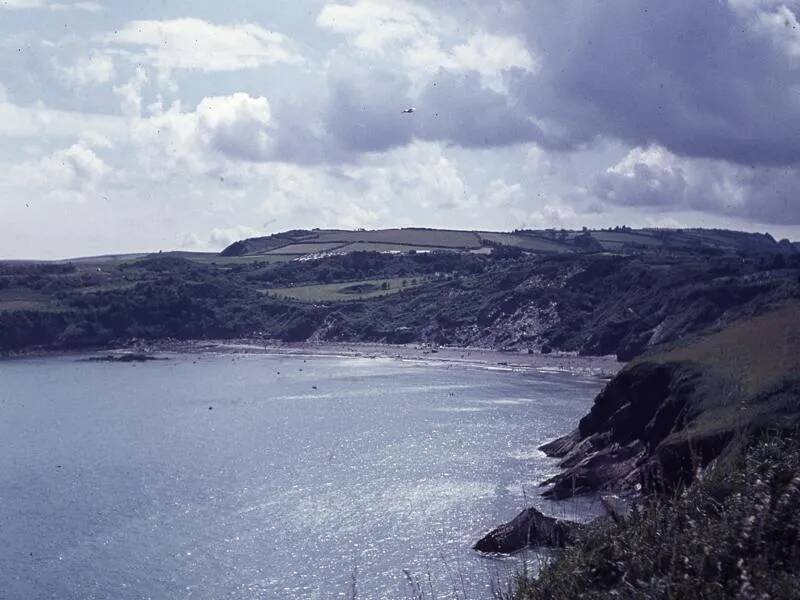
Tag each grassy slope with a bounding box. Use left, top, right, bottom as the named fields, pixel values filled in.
left=507, top=305, right=800, bottom=598
left=654, top=301, right=800, bottom=396
left=263, top=277, right=425, bottom=301
left=649, top=302, right=800, bottom=448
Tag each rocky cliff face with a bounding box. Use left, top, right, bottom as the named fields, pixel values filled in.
left=536, top=302, right=800, bottom=500
left=539, top=362, right=718, bottom=498
left=539, top=359, right=800, bottom=500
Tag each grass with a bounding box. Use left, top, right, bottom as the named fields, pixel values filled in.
left=264, top=242, right=345, bottom=255
left=503, top=434, right=800, bottom=599
left=0, top=288, right=59, bottom=312
left=311, top=228, right=483, bottom=249
left=652, top=301, right=800, bottom=396
left=332, top=242, right=457, bottom=253
left=477, top=232, right=573, bottom=253
left=263, top=276, right=426, bottom=302
left=162, top=252, right=298, bottom=265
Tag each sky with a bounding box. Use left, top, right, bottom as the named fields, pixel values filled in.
left=1, top=0, right=799, bottom=259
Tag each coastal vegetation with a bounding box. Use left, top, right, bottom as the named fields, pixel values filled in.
left=505, top=434, right=800, bottom=599
left=493, top=301, right=800, bottom=598
left=2, top=228, right=798, bottom=360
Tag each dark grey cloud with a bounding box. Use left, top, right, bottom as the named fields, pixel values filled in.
left=322, top=58, right=415, bottom=154
left=414, top=69, right=543, bottom=148
left=513, top=0, right=800, bottom=167
left=294, top=61, right=544, bottom=160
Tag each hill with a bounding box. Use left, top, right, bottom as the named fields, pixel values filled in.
left=220, top=226, right=790, bottom=260
left=539, top=301, right=800, bottom=499
left=1, top=228, right=798, bottom=357
left=499, top=301, right=800, bottom=599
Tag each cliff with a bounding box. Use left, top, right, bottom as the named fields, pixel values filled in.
left=538, top=302, right=800, bottom=500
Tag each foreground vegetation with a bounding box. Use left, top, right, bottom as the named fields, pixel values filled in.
left=504, top=434, right=800, bottom=599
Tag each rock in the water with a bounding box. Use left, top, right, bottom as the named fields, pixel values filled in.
left=538, top=429, right=580, bottom=458
left=86, top=353, right=166, bottom=363
left=473, top=507, right=580, bottom=554
left=541, top=439, right=645, bottom=500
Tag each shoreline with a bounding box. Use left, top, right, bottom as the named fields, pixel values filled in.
left=3, top=339, right=623, bottom=378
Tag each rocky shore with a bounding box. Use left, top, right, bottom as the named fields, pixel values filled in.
left=473, top=302, right=800, bottom=557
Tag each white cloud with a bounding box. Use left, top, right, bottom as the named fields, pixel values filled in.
left=130, top=92, right=275, bottom=177
left=105, top=18, right=303, bottom=75
left=317, top=0, right=535, bottom=88
left=594, top=144, right=800, bottom=224
left=0, top=98, right=126, bottom=139
left=451, top=33, right=536, bottom=78
left=485, top=178, right=524, bottom=207
left=755, top=5, right=800, bottom=59
left=208, top=226, right=263, bottom=247
left=9, top=141, right=110, bottom=194
left=56, top=51, right=114, bottom=87
left=43, top=142, right=108, bottom=187
left=1, top=0, right=102, bottom=11
left=317, top=0, right=440, bottom=54
left=113, top=66, right=148, bottom=117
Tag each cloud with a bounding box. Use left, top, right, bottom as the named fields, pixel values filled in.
left=594, top=145, right=800, bottom=225
left=512, top=1, right=800, bottom=166
left=320, top=55, right=415, bottom=154
left=450, top=32, right=536, bottom=81
left=317, top=54, right=541, bottom=157
left=317, top=0, right=441, bottom=54
left=204, top=225, right=265, bottom=249
left=754, top=4, right=800, bottom=59
left=130, top=92, right=275, bottom=177
left=255, top=141, right=474, bottom=228
left=55, top=51, right=114, bottom=87
left=105, top=18, right=303, bottom=74
left=8, top=141, right=110, bottom=196
left=317, top=0, right=535, bottom=87
left=1, top=0, right=102, bottom=10
left=0, top=98, right=126, bottom=139
left=113, top=66, right=148, bottom=117
left=42, top=142, right=109, bottom=188
left=414, top=69, right=544, bottom=148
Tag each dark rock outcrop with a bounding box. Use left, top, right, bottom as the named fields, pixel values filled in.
left=536, top=361, right=731, bottom=498
left=86, top=353, right=167, bottom=363
left=473, top=507, right=581, bottom=554
left=538, top=332, right=800, bottom=500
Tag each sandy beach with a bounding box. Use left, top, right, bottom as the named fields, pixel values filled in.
left=149, top=338, right=624, bottom=378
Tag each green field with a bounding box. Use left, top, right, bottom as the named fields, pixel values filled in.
left=654, top=301, right=800, bottom=396
left=299, top=228, right=483, bottom=249
left=477, top=232, right=574, bottom=253
left=263, top=276, right=426, bottom=302
left=264, top=242, right=345, bottom=255
left=0, top=288, right=59, bottom=312
left=332, top=242, right=454, bottom=254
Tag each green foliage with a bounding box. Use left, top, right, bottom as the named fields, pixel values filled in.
left=1, top=246, right=798, bottom=356
left=506, top=435, right=800, bottom=600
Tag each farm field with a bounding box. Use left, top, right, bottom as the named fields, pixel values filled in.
left=477, top=232, right=573, bottom=253
left=0, top=288, right=60, bottom=312
left=310, top=228, right=483, bottom=248
left=263, top=276, right=426, bottom=301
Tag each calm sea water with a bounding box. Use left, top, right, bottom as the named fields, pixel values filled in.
left=0, top=352, right=605, bottom=599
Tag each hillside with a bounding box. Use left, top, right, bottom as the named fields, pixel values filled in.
left=539, top=301, right=800, bottom=499
left=1, top=228, right=798, bottom=357
left=220, top=226, right=787, bottom=260
left=496, top=302, right=800, bottom=598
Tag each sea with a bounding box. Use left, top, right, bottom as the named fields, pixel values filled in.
left=0, top=352, right=606, bottom=599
